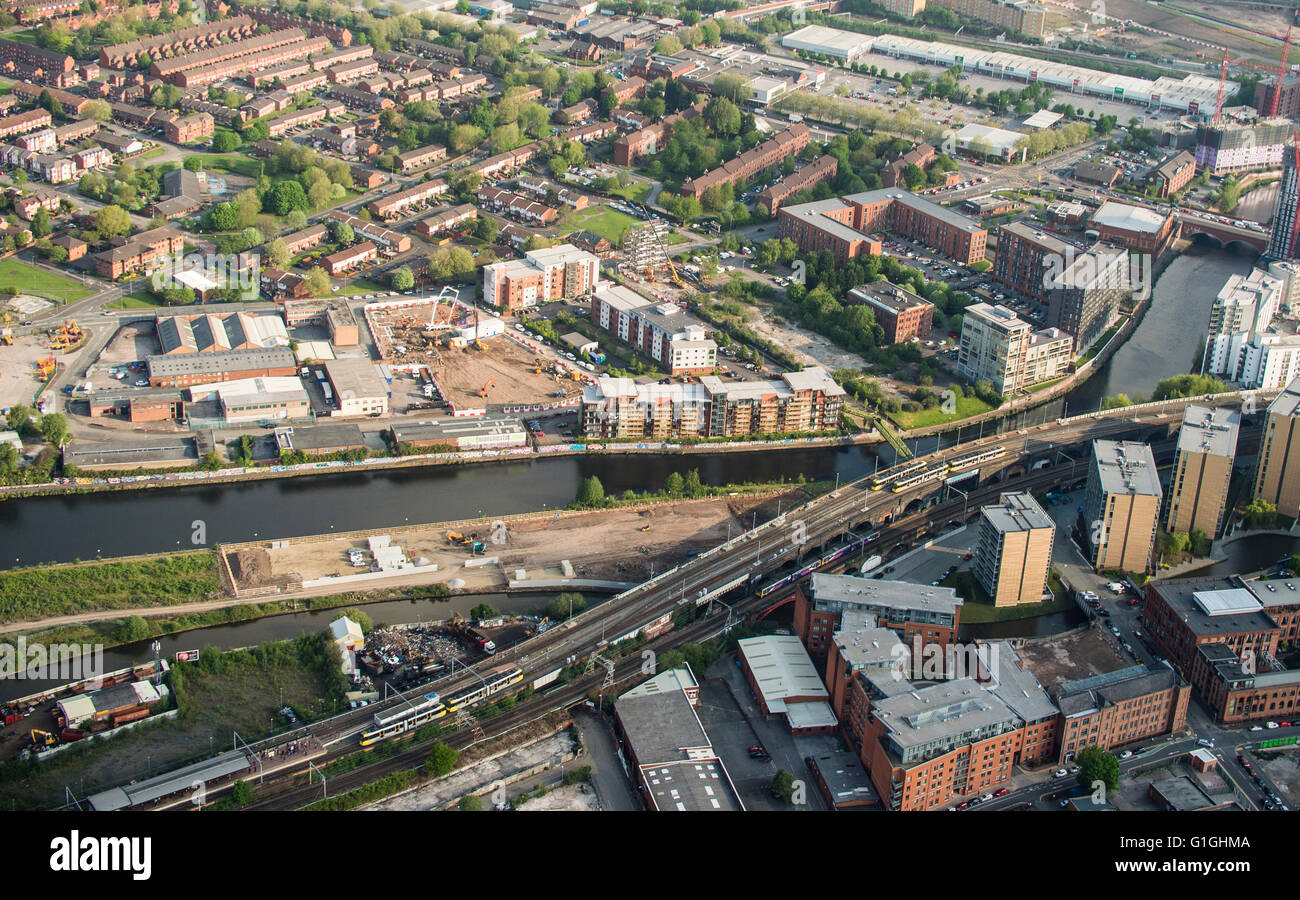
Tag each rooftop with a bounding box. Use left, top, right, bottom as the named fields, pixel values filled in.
left=1177, top=404, right=1240, bottom=458
left=810, top=572, right=963, bottom=617
left=981, top=491, right=1055, bottom=534
left=273, top=423, right=365, bottom=452
left=1267, top=377, right=1300, bottom=418
left=847, top=282, right=933, bottom=315
left=616, top=687, right=712, bottom=766
left=323, top=357, right=387, bottom=399
left=1149, top=577, right=1279, bottom=637
left=873, top=678, right=1017, bottom=754
left=1092, top=439, right=1162, bottom=497
left=146, top=347, right=297, bottom=379
left=1092, top=200, right=1171, bottom=235
left=737, top=635, right=830, bottom=714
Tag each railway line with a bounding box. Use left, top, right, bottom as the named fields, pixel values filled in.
left=98, top=394, right=1261, bottom=810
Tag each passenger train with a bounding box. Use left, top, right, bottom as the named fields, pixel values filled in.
left=358, top=666, right=525, bottom=747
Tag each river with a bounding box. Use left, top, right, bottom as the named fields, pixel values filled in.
left=0, top=445, right=886, bottom=568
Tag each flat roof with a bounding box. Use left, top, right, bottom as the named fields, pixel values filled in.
left=981, top=491, right=1055, bottom=534
left=616, top=688, right=712, bottom=765
left=324, top=357, right=388, bottom=400
left=845, top=187, right=984, bottom=234
left=737, top=635, right=829, bottom=714
left=274, top=423, right=365, bottom=451
left=391, top=417, right=526, bottom=442
left=811, top=572, right=963, bottom=616
left=1192, top=588, right=1263, bottom=617
left=1150, top=577, right=1279, bottom=637
left=955, top=122, right=1024, bottom=155
left=832, top=623, right=905, bottom=672
left=1177, top=404, right=1240, bottom=458
left=873, top=678, right=1017, bottom=754
left=1092, top=439, right=1161, bottom=497
left=63, top=438, right=197, bottom=467
left=807, top=751, right=877, bottom=806
left=640, top=758, right=743, bottom=811
left=621, top=666, right=698, bottom=700
left=1092, top=200, right=1170, bottom=234
left=1245, top=578, right=1300, bottom=609
left=781, top=24, right=874, bottom=58
left=1267, top=378, right=1300, bottom=418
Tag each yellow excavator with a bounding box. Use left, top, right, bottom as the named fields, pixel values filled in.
left=30, top=729, right=55, bottom=748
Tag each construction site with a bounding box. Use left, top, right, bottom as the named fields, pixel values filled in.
left=219, top=491, right=801, bottom=599
left=0, top=312, right=85, bottom=414
left=363, top=291, right=593, bottom=413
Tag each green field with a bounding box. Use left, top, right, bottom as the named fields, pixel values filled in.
left=191, top=154, right=264, bottom=178
left=108, top=292, right=165, bottom=309
left=607, top=181, right=652, bottom=203
left=335, top=277, right=391, bottom=297
left=892, top=394, right=996, bottom=431
left=564, top=206, right=641, bottom=246
left=0, top=260, right=92, bottom=304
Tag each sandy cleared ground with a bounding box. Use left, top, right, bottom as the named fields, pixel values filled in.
left=1081, top=0, right=1293, bottom=62
left=516, top=782, right=598, bottom=810
left=224, top=492, right=798, bottom=594
left=437, top=336, right=584, bottom=409
left=747, top=310, right=868, bottom=371
left=1016, top=627, right=1131, bottom=690
left=0, top=333, right=51, bottom=412
left=1255, top=750, right=1300, bottom=806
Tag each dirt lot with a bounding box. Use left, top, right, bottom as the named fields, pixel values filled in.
left=437, top=336, right=583, bottom=410
left=224, top=492, right=801, bottom=594
left=1079, top=0, right=1293, bottom=63
left=97, top=320, right=159, bottom=370
left=516, top=781, right=598, bottom=810
left=1254, top=749, right=1300, bottom=806
left=1016, top=627, right=1131, bottom=690
left=0, top=333, right=52, bottom=412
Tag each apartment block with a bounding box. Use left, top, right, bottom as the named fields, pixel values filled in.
left=1082, top=440, right=1162, bottom=574
left=845, top=282, right=933, bottom=345
left=779, top=188, right=987, bottom=266
left=974, top=492, right=1055, bottom=607
left=93, top=225, right=185, bottom=278
left=581, top=368, right=845, bottom=439
left=1165, top=405, right=1239, bottom=537
left=1146, top=150, right=1196, bottom=198
left=589, top=284, right=716, bottom=375
left=97, top=14, right=255, bottom=67
left=396, top=143, right=447, bottom=173
left=1253, top=378, right=1300, bottom=518
left=793, top=573, right=962, bottom=663
left=279, top=224, right=328, bottom=258
left=0, top=109, right=52, bottom=139
left=756, top=154, right=838, bottom=214
left=680, top=124, right=811, bottom=201
left=367, top=179, right=448, bottom=220
left=482, top=243, right=602, bottom=311
left=957, top=303, right=1071, bottom=396
left=1052, top=665, right=1190, bottom=762
left=993, top=221, right=1070, bottom=303
left=1043, top=244, right=1128, bottom=355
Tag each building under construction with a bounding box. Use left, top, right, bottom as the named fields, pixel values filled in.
left=1194, top=112, right=1291, bottom=174
left=622, top=220, right=671, bottom=278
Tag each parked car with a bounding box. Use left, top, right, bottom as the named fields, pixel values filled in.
left=1118, top=750, right=1133, bottom=760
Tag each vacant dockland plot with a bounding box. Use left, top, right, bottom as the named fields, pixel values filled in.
left=437, top=336, right=581, bottom=410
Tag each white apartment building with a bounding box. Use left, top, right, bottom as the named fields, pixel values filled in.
left=1202, top=268, right=1284, bottom=378
left=958, top=303, right=1071, bottom=395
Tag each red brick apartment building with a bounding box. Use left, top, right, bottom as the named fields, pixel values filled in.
left=757, top=154, right=838, bottom=214
left=0, top=109, right=52, bottom=140
left=158, top=111, right=214, bottom=144
left=1143, top=578, right=1282, bottom=693
left=8, top=81, right=90, bottom=115
left=993, top=221, right=1075, bottom=303
left=1089, top=200, right=1180, bottom=255
left=779, top=188, right=987, bottom=266
left=93, top=225, right=185, bottom=278
left=367, top=179, right=448, bottom=220
left=880, top=142, right=936, bottom=189
left=603, top=75, right=647, bottom=105
left=228, top=2, right=352, bottom=46
left=396, top=143, right=447, bottom=173
left=613, top=104, right=701, bottom=166
left=793, top=573, right=962, bottom=664
left=279, top=224, right=328, bottom=258
left=681, top=124, right=810, bottom=201
left=1145, top=150, right=1196, bottom=199
left=1052, top=666, right=1190, bottom=762
left=846, top=282, right=933, bottom=345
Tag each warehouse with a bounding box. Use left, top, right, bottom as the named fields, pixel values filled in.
left=147, top=347, right=299, bottom=388
left=736, top=635, right=838, bottom=734
left=273, top=422, right=366, bottom=456
left=63, top=438, right=198, bottom=470
left=57, top=680, right=163, bottom=729
left=390, top=416, right=527, bottom=450
left=189, top=376, right=311, bottom=424
left=781, top=24, right=874, bottom=62
left=87, top=387, right=185, bottom=422
left=155, top=312, right=290, bottom=355
left=322, top=358, right=389, bottom=417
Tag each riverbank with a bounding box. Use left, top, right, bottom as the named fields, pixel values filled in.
left=0, top=487, right=806, bottom=649
left=0, top=432, right=877, bottom=500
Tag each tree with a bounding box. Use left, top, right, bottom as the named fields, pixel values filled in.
left=30, top=207, right=51, bottom=239
left=458, top=794, right=484, bottom=811
left=683, top=468, right=703, bottom=497
left=183, top=155, right=203, bottom=172
left=41, top=413, right=68, bottom=447
left=391, top=267, right=414, bottom=290
left=331, top=220, right=354, bottom=245
left=548, top=592, right=586, bottom=620
left=1076, top=745, right=1119, bottom=793
left=575, top=474, right=605, bottom=507
left=1152, top=374, right=1225, bottom=401
left=82, top=99, right=111, bottom=122
left=470, top=603, right=497, bottom=620
left=230, top=780, right=253, bottom=806
left=1241, top=497, right=1278, bottom=529
left=117, top=615, right=152, bottom=642
left=10, top=169, right=26, bottom=186
left=265, top=238, right=290, bottom=268
left=95, top=205, right=131, bottom=240
left=268, top=180, right=310, bottom=216
left=771, top=769, right=795, bottom=803
left=428, top=741, right=460, bottom=777
left=213, top=130, right=240, bottom=152
left=304, top=266, right=331, bottom=296
left=712, top=74, right=750, bottom=104
left=664, top=471, right=685, bottom=496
